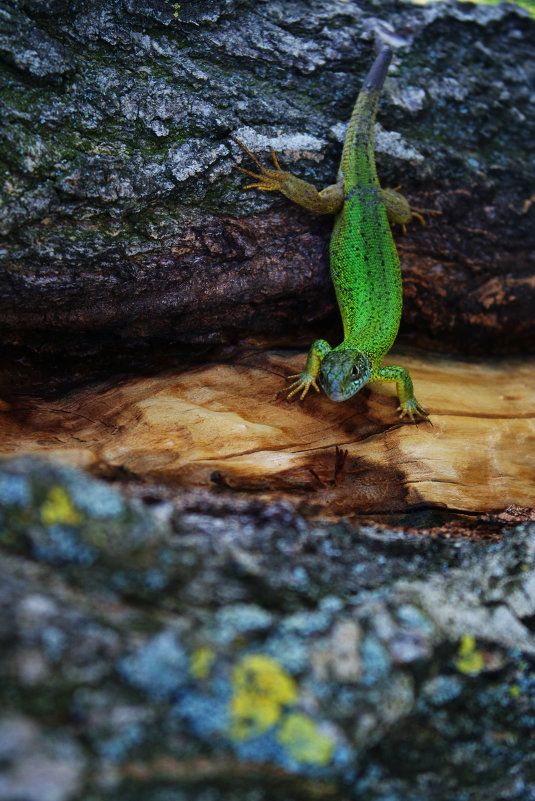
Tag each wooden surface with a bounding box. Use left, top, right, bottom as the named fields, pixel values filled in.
left=2, top=347, right=534, bottom=518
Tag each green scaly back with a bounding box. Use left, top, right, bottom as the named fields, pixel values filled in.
left=330, top=47, right=402, bottom=363
left=232, top=46, right=429, bottom=420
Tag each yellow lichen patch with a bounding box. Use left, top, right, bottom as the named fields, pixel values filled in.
left=455, top=634, right=485, bottom=675
left=41, top=486, right=81, bottom=527
left=190, top=646, right=216, bottom=680
left=277, top=711, right=334, bottom=766
left=229, top=654, right=297, bottom=741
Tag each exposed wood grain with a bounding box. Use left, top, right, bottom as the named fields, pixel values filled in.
left=1, top=348, right=534, bottom=518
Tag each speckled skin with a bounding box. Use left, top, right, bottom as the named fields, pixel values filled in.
left=332, top=50, right=402, bottom=363
left=233, top=48, right=427, bottom=421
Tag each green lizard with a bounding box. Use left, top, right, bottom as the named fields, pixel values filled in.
left=232, top=47, right=428, bottom=422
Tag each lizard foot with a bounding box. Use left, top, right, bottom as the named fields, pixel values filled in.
left=410, top=206, right=442, bottom=227
left=397, top=397, right=430, bottom=423
left=382, top=187, right=442, bottom=233
left=286, top=372, right=320, bottom=401
left=231, top=136, right=288, bottom=193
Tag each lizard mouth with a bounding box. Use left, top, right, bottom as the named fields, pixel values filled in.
left=321, top=377, right=368, bottom=402
left=324, top=389, right=349, bottom=402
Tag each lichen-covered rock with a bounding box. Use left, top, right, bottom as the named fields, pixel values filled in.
left=1, top=456, right=535, bottom=800
left=0, top=715, right=86, bottom=801
left=1, top=0, right=534, bottom=358
left=0, top=456, right=189, bottom=600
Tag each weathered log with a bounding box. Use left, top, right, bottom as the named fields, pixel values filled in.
left=1, top=0, right=534, bottom=356
left=2, top=347, right=534, bottom=517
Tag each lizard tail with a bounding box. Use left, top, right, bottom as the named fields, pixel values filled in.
left=362, top=47, right=393, bottom=95
left=340, top=46, right=393, bottom=187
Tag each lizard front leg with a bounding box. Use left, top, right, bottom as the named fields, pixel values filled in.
left=287, top=339, right=332, bottom=400
left=231, top=136, right=343, bottom=215
left=372, top=364, right=429, bottom=422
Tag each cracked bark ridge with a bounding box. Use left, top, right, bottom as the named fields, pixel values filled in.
left=1, top=456, right=535, bottom=801
left=1, top=0, right=534, bottom=356
left=0, top=210, right=332, bottom=342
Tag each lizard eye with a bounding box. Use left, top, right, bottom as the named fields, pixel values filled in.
left=351, top=365, right=359, bottom=378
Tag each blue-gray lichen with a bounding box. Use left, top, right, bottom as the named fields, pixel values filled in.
left=1, top=455, right=535, bottom=800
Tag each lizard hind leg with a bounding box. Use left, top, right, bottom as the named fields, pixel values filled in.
left=382, top=187, right=441, bottom=233
left=230, top=135, right=269, bottom=171
left=231, top=136, right=285, bottom=175
left=230, top=135, right=344, bottom=214
left=231, top=135, right=289, bottom=193
left=410, top=206, right=442, bottom=227
left=382, top=187, right=412, bottom=229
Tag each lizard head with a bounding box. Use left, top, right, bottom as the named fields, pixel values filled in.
left=318, top=349, right=371, bottom=402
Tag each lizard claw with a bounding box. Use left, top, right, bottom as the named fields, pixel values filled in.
left=286, top=372, right=320, bottom=401
left=231, top=135, right=289, bottom=194
left=397, top=398, right=430, bottom=424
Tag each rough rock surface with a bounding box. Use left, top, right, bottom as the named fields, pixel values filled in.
left=1, top=0, right=534, bottom=356
left=1, top=456, right=535, bottom=801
